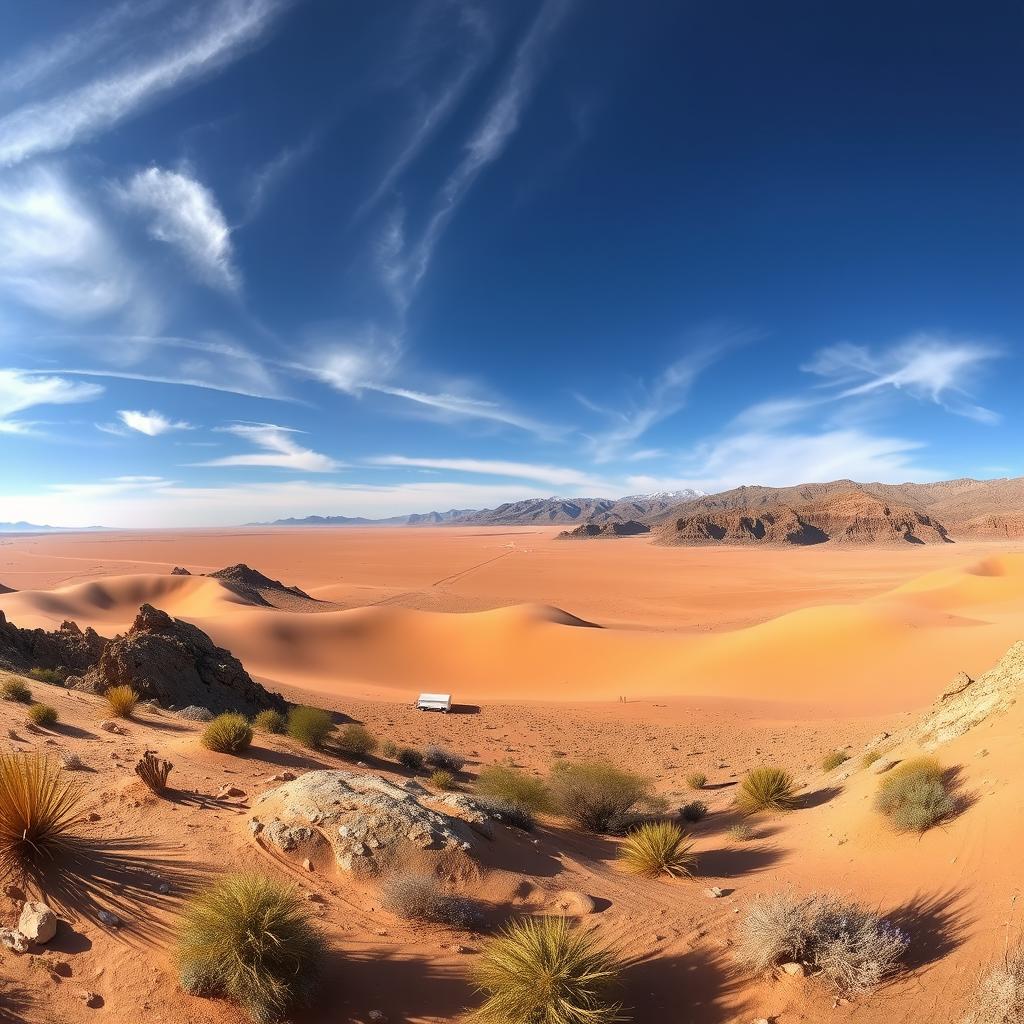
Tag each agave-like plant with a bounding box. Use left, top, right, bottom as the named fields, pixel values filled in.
left=735, top=766, right=798, bottom=815
left=618, top=821, right=696, bottom=878
left=471, top=915, right=624, bottom=1024
left=0, top=752, right=85, bottom=881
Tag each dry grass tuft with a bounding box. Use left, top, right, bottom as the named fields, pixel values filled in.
left=397, top=746, right=424, bottom=771
left=821, top=750, right=849, bottom=772
left=1, top=678, right=32, bottom=703
left=0, top=752, right=84, bottom=883
left=430, top=769, right=457, bottom=791
left=379, top=871, right=480, bottom=928
left=548, top=760, right=650, bottom=834
left=176, top=873, right=323, bottom=1023
left=424, top=745, right=466, bottom=772
left=735, top=766, right=797, bottom=816
left=875, top=756, right=953, bottom=833
left=336, top=724, right=377, bottom=758
left=470, top=915, right=624, bottom=1024
left=963, top=946, right=1024, bottom=1024
left=729, top=822, right=755, bottom=842
left=286, top=706, right=334, bottom=750
left=618, top=821, right=695, bottom=878
left=686, top=771, right=708, bottom=790
left=253, top=709, right=286, bottom=734
left=104, top=685, right=139, bottom=719
left=475, top=765, right=550, bottom=813
left=680, top=800, right=708, bottom=823
left=135, top=751, right=173, bottom=793
left=27, top=703, right=58, bottom=727
left=201, top=713, right=253, bottom=754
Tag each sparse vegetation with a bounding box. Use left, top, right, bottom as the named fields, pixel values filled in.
left=335, top=724, right=377, bottom=758
left=286, top=706, right=334, bottom=750
left=27, top=703, right=58, bottom=727
left=104, top=684, right=139, bottom=719
left=253, top=709, right=286, bottom=734
left=735, top=891, right=908, bottom=993
left=680, top=800, right=708, bottom=823
left=473, top=796, right=535, bottom=832
left=381, top=739, right=400, bottom=759
left=201, top=713, right=254, bottom=754
left=729, top=822, right=755, bottom=842
left=135, top=750, right=173, bottom=793
left=735, top=766, right=797, bottom=816
left=686, top=771, right=708, bottom=790
left=28, top=667, right=64, bottom=686
left=424, top=744, right=466, bottom=773
left=397, top=746, right=424, bottom=772
left=1, top=678, right=31, bottom=703
left=875, top=756, right=953, bottom=833
left=475, top=765, right=550, bottom=813
left=862, top=749, right=883, bottom=769
left=176, top=873, right=323, bottom=1024
left=379, top=871, right=479, bottom=928
left=548, top=760, right=650, bottom=834
left=430, top=769, right=456, bottom=791
left=963, top=946, right=1024, bottom=1024
left=470, top=916, right=623, bottom=1024
left=618, top=821, right=695, bottom=878
left=821, top=750, right=849, bottom=772
left=0, top=752, right=83, bottom=881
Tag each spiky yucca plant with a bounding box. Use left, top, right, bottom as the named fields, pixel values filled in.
left=471, top=916, right=624, bottom=1024
left=0, top=753, right=84, bottom=881
left=105, top=684, right=139, bottom=719
left=201, top=713, right=253, bottom=754
left=736, top=766, right=797, bottom=815
left=618, top=821, right=696, bottom=879
left=176, top=874, right=324, bottom=1024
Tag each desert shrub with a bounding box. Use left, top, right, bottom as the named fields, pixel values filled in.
left=963, top=947, right=1024, bottom=1024
left=473, top=796, right=535, bottom=832
left=28, top=667, right=64, bottom=686
left=286, top=706, right=334, bottom=750
left=135, top=750, right=173, bottom=793
left=475, top=765, right=550, bottom=813
left=736, top=766, right=797, bottom=816
left=729, top=822, right=755, bottom=842
left=424, top=745, right=466, bottom=773
left=0, top=753, right=83, bottom=881
left=430, top=769, right=457, bottom=791
left=336, top=724, right=377, bottom=758
left=548, top=760, right=650, bottom=834
left=821, top=750, right=849, bottom=772
left=686, top=771, right=708, bottom=790
left=680, top=800, right=709, bottom=823
left=27, top=703, right=58, bottom=727
left=1, top=678, right=31, bottom=703
left=176, top=873, right=323, bottom=1023
left=201, top=713, right=253, bottom=754
left=104, top=684, right=139, bottom=719
left=381, top=739, right=400, bottom=759
left=618, top=821, right=695, bottom=878
left=470, top=916, right=623, bottom=1024
left=379, top=872, right=479, bottom=928
left=253, top=709, right=286, bottom=734
left=862, top=749, right=882, bottom=769
left=397, top=746, right=424, bottom=771
left=875, top=756, right=953, bottom=832
left=735, top=891, right=908, bottom=993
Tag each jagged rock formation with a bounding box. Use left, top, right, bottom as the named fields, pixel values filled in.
left=251, top=770, right=476, bottom=874
left=68, top=604, right=284, bottom=714
left=207, top=564, right=311, bottom=604
left=659, top=507, right=827, bottom=546
left=0, top=611, right=106, bottom=678
left=170, top=566, right=191, bottom=575
left=0, top=582, right=15, bottom=595
left=557, top=520, right=651, bottom=539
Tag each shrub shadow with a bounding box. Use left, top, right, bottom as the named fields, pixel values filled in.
left=0, top=978, right=31, bottom=1024
left=51, top=722, right=97, bottom=740
left=798, top=785, right=842, bottom=809
left=696, top=844, right=786, bottom=878
left=625, top=945, right=747, bottom=1023
left=887, top=887, right=973, bottom=971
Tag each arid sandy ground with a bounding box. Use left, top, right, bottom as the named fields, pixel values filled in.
left=2, top=528, right=1024, bottom=1022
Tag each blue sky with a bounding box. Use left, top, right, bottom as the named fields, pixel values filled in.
left=0, top=0, right=1020, bottom=527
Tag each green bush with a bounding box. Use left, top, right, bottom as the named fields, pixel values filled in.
left=27, top=703, right=58, bottom=727
left=548, top=760, right=650, bottom=834
left=253, top=709, right=286, bottom=734
left=201, top=713, right=253, bottom=754
left=875, top=756, right=953, bottom=832
left=381, top=739, right=400, bottom=759
left=470, top=916, right=623, bottom=1024
left=686, top=771, right=707, bottom=790
left=430, top=769, right=456, bottom=791
left=286, top=706, right=334, bottom=750
left=735, top=766, right=797, bottom=816
left=397, top=747, right=424, bottom=771
left=1, top=678, right=32, bottom=703
left=821, top=750, right=849, bottom=772
left=618, top=821, right=695, bottom=878
left=176, top=873, right=323, bottom=1023
left=336, top=724, right=377, bottom=758
left=680, top=800, right=708, bottom=822
left=28, top=667, right=64, bottom=686
left=424, top=745, right=465, bottom=772
left=475, top=765, right=550, bottom=813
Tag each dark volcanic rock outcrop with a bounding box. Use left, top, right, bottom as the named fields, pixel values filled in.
left=208, top=563, right=311, bottom=605
left=69, top=604, right=285, bottom=714
left=170, top=566, right=191, bottom=575
left=0, top=612, right=107, bottom=678
left=557, top=520, right=651, bottom=539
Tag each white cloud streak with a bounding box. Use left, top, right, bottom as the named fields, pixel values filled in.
left=117, top=409, right=192, bottom=436
left=0, top=368, right=102, bottom=421
left=192, top=422, right=342, bottom=473
left=368, top=455, right=611, bottom=489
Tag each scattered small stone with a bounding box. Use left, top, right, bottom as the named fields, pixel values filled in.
left=87, top=811, right=101, bottom=822
left=78, top=990, right=103, bottom=1008
left=217, top=785, right=247, bottom=799
left=781, top=961, right=805, bottom=976
left=268, top=771, right=296, bottom=782
left=705, top=886, right=725, bottom=899
left=368, top=1012, right=387, bottom=1023
left=157, top=881, right=171, bottom=895
left=99, top=720, right=124, bottom=734
left=0, top=927, right=29, bottom=953
left=302, top=858, right=314, bottom=872
left=19, top=901, right=57, bottom=943
left=96, top=910, right=120, bottom=927
left=306, top=892, right=325, bottom=903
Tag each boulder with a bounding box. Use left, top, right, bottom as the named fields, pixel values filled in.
left=68, top=604, right=284, bottom=715
left=251, top=770, right=476, bottom=874
left=19, top=901, right=57, bottom=943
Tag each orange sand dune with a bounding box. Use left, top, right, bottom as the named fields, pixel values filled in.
left=3, top=553, right=1024, bottom=712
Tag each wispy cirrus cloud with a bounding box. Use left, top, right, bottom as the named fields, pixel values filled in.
left=368, top=454, right=611, bottom=489
left=192, top=422, right=342, bottom=473
left=0, top=368, right=102, bottom=434
left=115, top=167, right=239, bottom=292
left=116, top=409, right=193, bottom=436
left=0, top=0, right=291, bottom=167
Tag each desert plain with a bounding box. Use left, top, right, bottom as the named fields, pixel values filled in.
left=2, top=525, right=1024, bottom=1023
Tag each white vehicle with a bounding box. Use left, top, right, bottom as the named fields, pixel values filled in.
left=416, top=692, right=452, bottom=713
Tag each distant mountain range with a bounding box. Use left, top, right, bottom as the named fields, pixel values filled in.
left=0, top=521, right=109, bottom=534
